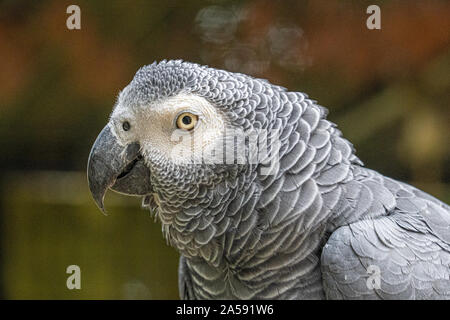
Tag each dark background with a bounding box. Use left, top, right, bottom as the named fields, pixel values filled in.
left=0, top=0, right=448, bottom=299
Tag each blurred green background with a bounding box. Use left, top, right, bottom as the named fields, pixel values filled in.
left=0, top=0, right=448, bottom=299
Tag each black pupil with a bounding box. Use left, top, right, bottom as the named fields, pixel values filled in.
left=182, top=116, right=192, bottom=125
left=123, top=121, right=130, bottom=131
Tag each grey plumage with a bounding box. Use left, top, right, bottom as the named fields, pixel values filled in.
left=87, top=60, right=450, bottom=299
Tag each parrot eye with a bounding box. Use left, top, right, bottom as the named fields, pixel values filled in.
left=122, top=121, right=131, bottom=131
left=176, top=112, right=198, bottom=131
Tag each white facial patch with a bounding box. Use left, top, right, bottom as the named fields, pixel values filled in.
left=113, top=92, right=228, bottom=165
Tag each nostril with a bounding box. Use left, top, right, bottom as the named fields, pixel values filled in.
left=122, top=121, right=131, bottom=131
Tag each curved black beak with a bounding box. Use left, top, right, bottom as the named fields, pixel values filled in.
left=87, top=125, right=152, bottom=213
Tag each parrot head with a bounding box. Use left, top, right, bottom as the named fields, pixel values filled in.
left=88, top=61, right=229, bottom=210
left=87, top=60, right=286, bottom=254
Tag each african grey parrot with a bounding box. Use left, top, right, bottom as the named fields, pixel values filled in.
left=87, top=60, right=450, bottom=299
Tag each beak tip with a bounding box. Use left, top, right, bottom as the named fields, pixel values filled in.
left=95, top=201, right=109, bottom=216
left=92, top=193, right=109, bottom=216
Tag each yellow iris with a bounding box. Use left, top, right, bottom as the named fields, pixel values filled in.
left=176, top=112, right=198, bottom=131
